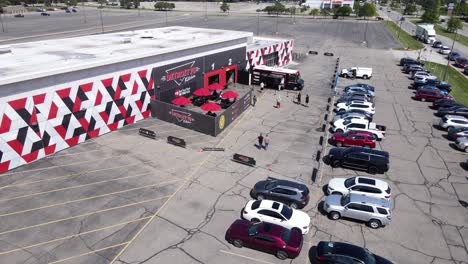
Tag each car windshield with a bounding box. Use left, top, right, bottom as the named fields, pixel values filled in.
left=343, top=120, right=352, bottom=125
left=247, top=223, right=260, bottom=236
left=340, top=195, right=351, bottom=206
left=280, top=205, right=293, bottom=220
left=344, top=177, right=356, bottom=188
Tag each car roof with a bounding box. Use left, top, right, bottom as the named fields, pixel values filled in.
left=265, top=177, right=307, bottom=192
left=347, top=147, right=389, bottom=158
left=355, top=176, right=388, bottom=189
left=255, top=200, right=285, bottom=211
left=257, top=222, right=286, bottom=237
left=349, top=193, right=391, bottom=208
left=317, top=241, right=369, bottom=260
left=445, top=115, right=468, bottom=120
left=347, top=130, right=374, bottom=136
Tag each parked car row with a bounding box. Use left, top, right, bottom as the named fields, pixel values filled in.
left=400, top=57, right=468, bottom=153
left=225, top=177, right=311, bottom=259
left=225, top=175, right=394, bottom=262
left=431, top=41, right=468, bottom=74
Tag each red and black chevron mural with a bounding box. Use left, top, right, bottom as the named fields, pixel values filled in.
left=246, top=40, right=294, bottom=70
left=0, top=68, right=154, bottom=173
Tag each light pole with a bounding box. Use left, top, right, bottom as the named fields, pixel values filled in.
left=397, top=17, right=404, bottom=40
left=0, top=14, right=5, bottom=33
left=204, top=0, right=207, bottom=21
left=82, top=0, right=87, bottom=24
left=442, top=0, right=461, bottom=81
left=275, top=12, right=279, bottom=34
left=165, top=10, right=168, bottom=26
left=257, top=12, right=260, bottom=35
left=99, top=7, right=104, bottom=33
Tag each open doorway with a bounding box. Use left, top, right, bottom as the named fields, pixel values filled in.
left=208, top=74, right=220, bottom=85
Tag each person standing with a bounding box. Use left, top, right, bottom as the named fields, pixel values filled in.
left=252, top=95, right=257, bottom=107
left=260, top=82, right=264, bottom=91
left=297, top=92, right=302, bottom=104
left=305, top=94, right=309, bottom=106
left=276, top=95, right=281, bottom=108
left=258, top=133, right=264, bottom=148
left=264, top=134, right=270, bottom=150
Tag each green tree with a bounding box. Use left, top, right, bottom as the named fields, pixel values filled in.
left=421, top=0, right=440, bottom=23
left=309, top=8, right=319, bottom=16
left=353, top=0, right=361, bottom=13
left=404, top=3, right=417, bottom=15
left=335, top=5, right=352, bottom=17
left=264, top=2, right=286, bottom=15
left=154, top=1, right=175, bottom=11
left=447, top=16, right=463, bottom=32
left=300, top=5, right=309, bottom=13
left=358, top=3, right=377, bottom=18
left=120, top=0, right=133, bottom=9
left=133, top=0, right=139, bottom=9
left=320, top=8, right=331, bottom=16
left=97, top=0, right=106, bottom=7
left=0, top=0, right=10, bottom=13
left=220, top=1, right=229, bottom=12
left=390, top=0, right=400, bottom=10
left=380, top=0, right=388, bottom=5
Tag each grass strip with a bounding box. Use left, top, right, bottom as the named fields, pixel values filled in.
left=424, top=61, right=468, bottom=105
left=382, top=21, right=424, bottom=50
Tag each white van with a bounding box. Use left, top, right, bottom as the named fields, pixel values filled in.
left=341, top=67, right=373, bottom=79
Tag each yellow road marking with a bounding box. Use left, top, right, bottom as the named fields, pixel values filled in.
left=0, top=172, right=152, bottom=203
left=47, top=242, right=128, bottom=264
left=219, top=250, right=275, bottom=264
left=0, top=179, right=181, bottom=217
left=0, top=163, right=140, bottom=190
left=44, top=149, right=102, bottom=158
left=0, top=217, right=150, bottom=256
left=109, top=91, right=259, bottom=264
left=0, top=196, right=170, bottom=236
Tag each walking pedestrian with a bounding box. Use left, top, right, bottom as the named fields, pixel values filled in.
left=305, top=94, right=309, bottom=106
left=276, top=95, right=281, bottom=108
left=264, top=134, right=270, bottom=150
left=258, top=133, right=264, bottom=148
left=252, top=95, right=257, bottom=107
left=260, top=82, right=265, bottom=91
left=297, top=92, right=301, bottom=104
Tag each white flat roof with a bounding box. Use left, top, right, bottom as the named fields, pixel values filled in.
left=247, top=37, right=286, bottom=51
left=0, top=26, right=252, bottom=86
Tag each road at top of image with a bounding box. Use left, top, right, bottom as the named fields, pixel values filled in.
left=0, top=9, right=466, bottom=264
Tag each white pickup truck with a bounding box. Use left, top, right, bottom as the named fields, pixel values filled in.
left=341, top=67, right=373, bottom=79
left=332, top=118, right=386, bottom=140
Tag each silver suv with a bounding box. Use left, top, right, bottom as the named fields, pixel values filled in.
left=323, top=193, right=391, bottom=229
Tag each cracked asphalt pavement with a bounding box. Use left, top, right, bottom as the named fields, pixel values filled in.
left=0, top=15, right=466, bottom=264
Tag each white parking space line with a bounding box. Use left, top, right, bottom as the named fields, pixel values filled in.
left=219, top=250, right=276, bottom=264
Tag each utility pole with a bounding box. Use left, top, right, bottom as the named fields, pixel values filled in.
left=275, top=12, right=279, bottom=34
left=165, top=10, right=168, bottom=26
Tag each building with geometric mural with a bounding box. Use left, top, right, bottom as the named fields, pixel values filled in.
left=0, top=27, right=295, bottom=173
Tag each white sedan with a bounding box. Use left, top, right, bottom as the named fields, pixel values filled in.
left=439, top=46, right=451, bottom=55
left=333, top=116, right=368, bottom=128
left=327, top=176, right=391, bottom=200
left=336, top=101, right=375, bottom=115
left=242, top=200, right=311, bottom=234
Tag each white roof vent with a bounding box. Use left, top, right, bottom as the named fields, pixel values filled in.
left=140, top=31, right=153, bottom=39
left=0, top=45, right=12, bottom=54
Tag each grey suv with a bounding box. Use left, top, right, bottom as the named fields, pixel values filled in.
left=323, top=193, right=391, bottom=229
left=250, top=177, right=310, bottom=209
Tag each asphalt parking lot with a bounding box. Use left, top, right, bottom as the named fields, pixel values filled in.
left=1, top=12, right=467, bottom=264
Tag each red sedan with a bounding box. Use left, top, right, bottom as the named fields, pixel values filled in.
left=225, top=220, right=303, bottom=260
left=331, top=131, right=377, bottom=148
left=415, top=88, right=453, bottom=102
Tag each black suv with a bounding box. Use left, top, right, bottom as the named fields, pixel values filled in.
left=400, top=57, right=424, bottom=66
left=316, top=241, right=393, bottom=264
left=325, top=147, right=389, bottom=174
left=250, top=177, right=309, bottom=209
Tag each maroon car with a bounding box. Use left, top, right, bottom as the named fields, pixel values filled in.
left=455, top=57, right=468, bottom=68
left=225, top=220, right=303, bottom=259
left=415, top=88, right=452, bottom=102
left=331, top=131, right=377, bottom=148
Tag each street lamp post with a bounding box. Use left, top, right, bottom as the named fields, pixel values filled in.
left=275, top=12, right=279, bottom=34
left=99, top=8, right=104, bottom=33
left=82, top=0, right=87, bottom=24
left=0, top=14, right=5, bottom=33
left=257, top=12, right=260, bottom=36
left=204, top=0, right=208, bottom=21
